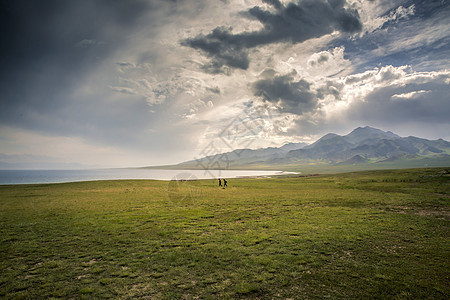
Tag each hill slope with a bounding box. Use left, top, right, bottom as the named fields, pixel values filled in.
left=149, top=126, right=450, bottom=171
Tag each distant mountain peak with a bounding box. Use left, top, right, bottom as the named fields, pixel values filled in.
left=304, top=133, right=340, bottom=149
left=322, top=133, right=339, bottom=138
left=345, top=126, right=400, bottom=144
left=280, top=142, right=308, bottom=152
left=171, top=126, right=449, bottom=170
left=349, top=126, right=393, bottom=135
left=355, top=125, right=375, bottom=131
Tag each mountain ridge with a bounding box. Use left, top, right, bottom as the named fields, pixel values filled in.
left=147, top=126, right=450, bottom=171
left=284, top=126, right=450, bottom=164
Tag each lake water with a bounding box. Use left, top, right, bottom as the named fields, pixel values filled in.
left=0, top=169, right=292, bottom=185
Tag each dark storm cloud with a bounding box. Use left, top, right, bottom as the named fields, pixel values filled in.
left=182, top=0, right=362, bottom=73
left=0, top=0, right=155, bottom=146
left=183, top=26, right=251, bottom=72
left=252, top=69, right=317, bottom=115
left=262, top=0, right=283, bottom=10
left=0, top=0, right=151, bottom=78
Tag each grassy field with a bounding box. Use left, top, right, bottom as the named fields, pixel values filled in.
left=0, top=168, right=449, bottom=299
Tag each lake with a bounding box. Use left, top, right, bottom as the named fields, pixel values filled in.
left=0, top=169, right=293, bottom=185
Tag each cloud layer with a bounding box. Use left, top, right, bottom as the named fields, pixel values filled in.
left=182, top=0, right=362, bottom=73
left=0, top=0, right=449, bottom=168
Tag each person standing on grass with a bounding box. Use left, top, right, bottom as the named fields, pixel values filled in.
left=223, top=179, right=228, bottom=187
left=219, top=178, right=222, bottom=187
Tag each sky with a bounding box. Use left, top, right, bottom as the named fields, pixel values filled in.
left=0, top=0, right=449, bottom=169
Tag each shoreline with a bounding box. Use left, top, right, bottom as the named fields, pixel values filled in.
left=0, top=169, right=298, bottom=185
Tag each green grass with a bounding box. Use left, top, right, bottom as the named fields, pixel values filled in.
left=0, top=168, right=449, bottom=299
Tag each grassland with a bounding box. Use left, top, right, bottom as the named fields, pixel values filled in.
left=0, top=168, right=449, bottom=299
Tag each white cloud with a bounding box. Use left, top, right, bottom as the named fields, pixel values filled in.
left=371, top=13, right=450, bottom=59
left=391, top=90, right=430, bottom=100
left=306, top=47, right=353, bottom=78
left=348, top=0, right=414, bottom=35
left=323, top=66, right=450, bottom=139
left=74, top=39, right=104, bottom=48
left=345, top=1, right=450, bottom=71
left=243, top=64, right=450, bottom=142
left=320, top=65, right=449, bottom=113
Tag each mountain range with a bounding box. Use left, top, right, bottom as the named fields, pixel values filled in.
left=170, top=126, right=450, bottom=171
